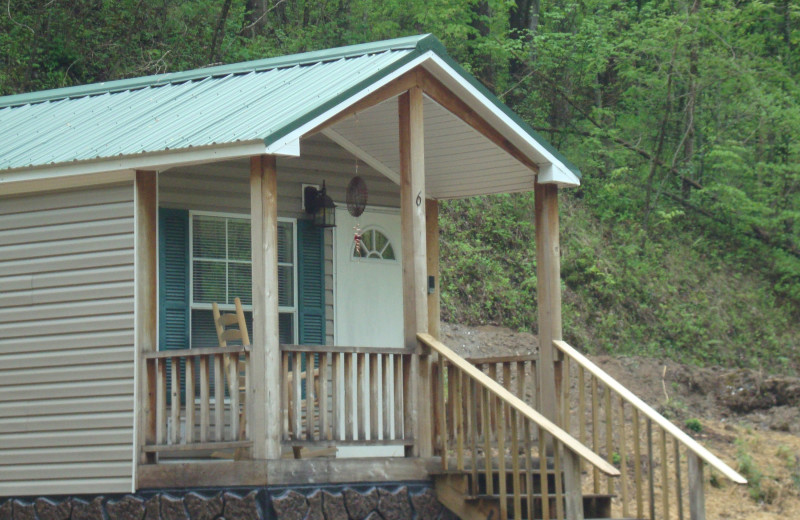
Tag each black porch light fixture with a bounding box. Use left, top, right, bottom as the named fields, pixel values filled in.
left=304, top=181, right=336, bottom=228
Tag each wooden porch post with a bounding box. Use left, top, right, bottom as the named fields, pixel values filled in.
left=134, top=170, right=158, bottom=471
left=399, top=87, right=431, bottom=457
left=250, top=155, right=281, bottom=459
left=534, top=182, right=562, bottom=425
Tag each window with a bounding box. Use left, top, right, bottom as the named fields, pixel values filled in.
left=353, top=228, right=395, bottom=260
left=190, top=212, right=297, bottom=346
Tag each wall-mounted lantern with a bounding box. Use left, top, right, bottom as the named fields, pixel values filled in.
left=304, top=181, right=336, bottom=228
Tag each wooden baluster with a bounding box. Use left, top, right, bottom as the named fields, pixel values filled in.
left=357, top=353, right=366, bottom=440
left=463, top=366, right=471, bottom=452
left=591, top=375, right=600, bottom=494
left=496, top=394, right=507, bottom=520
left=488, top=364, right=497, bottom=437
left=633, top=407, right=643, bottom=519
left=510, top=408, right=522, bottom=520
left=229, top=353, right=240, bottom=440
left=675, top=437, right=684, bottom=520
left=157, top=358, right=167, bottom=445
left=503, top=362, right=512, bottom=436
left=306, top=353, right=316, bottom=440
left=394, top=355, right=403, bottom=439
left=447, top=362, right=456, bottom=445
left=170, top=357, right=180, bottom=444
left=282, top=352, right=290, bottom=440
left=553, top=439, right=564, bottom=520
left=320, top=352, right=330, bottom=441
left=185, top=356, right=195, bottom=444
left=345, top=352, right=354, bottom=441
left=619, top=399, right=629, bottom=518
left=523, top=415, right=533, bottom=520
left=333, top=351, right=342, bottom=440
left=455, top=369, right=464, bottom=470
left=244, top=350, right=250, bottom=440
left=647, top=419, right=656, bottom=520
left=383, top=354, right=392, bottom=440
left=474, top=363, right=484, bottom=436
left=469, top=379, right=479, bottom=496
left=214, top=353, right=224, bottom=441
left=539, top=429, right=550, bottom=520
left=688, top=452, right=706, bottom=520
left=437, top=359, right=447, bottom=469
left=661, top=426, right=670, bottom=519
left=605, top=385, right=613, bottom=495
left=563, top=449, right=584, bottom=520
left=483, top=388, right=493, bottom=496
left=370, top=353, right=379, bottom=440
left=200, top=355, right=210, bottom=443
left=578, top=365, right=586, bottom=473
left=294, top=352, right=303, bottom=439
left=562, top=356, right=570, bottom=434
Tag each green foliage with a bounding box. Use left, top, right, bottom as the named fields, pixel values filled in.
left=685, top=418, right=702, bottom=433
left=1, top=0, right=798, bottom=370
left=736, top=438, right=776, bottom=503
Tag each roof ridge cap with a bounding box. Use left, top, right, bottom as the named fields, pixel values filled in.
left=0, top=34, right=444, bottom=109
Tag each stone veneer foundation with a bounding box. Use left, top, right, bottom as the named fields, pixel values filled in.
left=0, top=483, right=456, bottom=520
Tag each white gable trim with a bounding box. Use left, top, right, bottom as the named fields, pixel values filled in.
left=420, top=55, right=580, bottom=187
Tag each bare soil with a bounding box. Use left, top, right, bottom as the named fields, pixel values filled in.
left=441, top=322, right=800, bottom=519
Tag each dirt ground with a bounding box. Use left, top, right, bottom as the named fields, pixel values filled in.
left=441, top=322, right=800, bottom=519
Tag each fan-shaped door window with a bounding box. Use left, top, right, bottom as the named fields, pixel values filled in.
left=353, top=228, right=396, bottom=260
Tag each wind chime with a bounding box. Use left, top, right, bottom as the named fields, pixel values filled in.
left=347, top=114, right=368, bottom=257
left=347, top=173, right=368, bottom=256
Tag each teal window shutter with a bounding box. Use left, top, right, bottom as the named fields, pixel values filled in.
left=159, top=209, right=189, bottom=404
left=297, top=220, right=326, bottom=345
left=159, top=208, right=190, bottom=351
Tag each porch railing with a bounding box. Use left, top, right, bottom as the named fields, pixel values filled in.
left=280, top=344, right=414, bottom=448
left=553, top=339, right=746, bottom=520
left=419, top=333, right=619, bottom=520
left=142, top=346, right=252, bottom=454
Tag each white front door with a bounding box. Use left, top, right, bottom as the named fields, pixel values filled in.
left=334, top=207, right=404, bottom=457
left=334, top=207, right=403, bottom=348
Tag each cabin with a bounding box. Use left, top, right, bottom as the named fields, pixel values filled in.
left=0, top=35, right=743, bottom=520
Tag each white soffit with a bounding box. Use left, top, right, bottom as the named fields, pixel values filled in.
left=330, top=96, right=537, bottom=199
left=421, top=55, right=580, bottom=187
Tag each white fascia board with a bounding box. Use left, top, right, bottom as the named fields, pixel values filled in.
left=0, top=140, right=268, bottom=186
left=0, top=170, right=135, bottom=196
left=321, top=128, right=400, bottom=185
left=270, top=138, right=301, bottom=157
left=421, top=55, right=580, bottom=188
left=275, top=53, right=435, bottom=152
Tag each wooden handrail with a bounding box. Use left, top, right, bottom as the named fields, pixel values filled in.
left=554, top=339, right=746, bottom=485
left=418, top=332, right=619, bottom=477
left=280, top=344, right=412, bottom=355
left=143, top=345, right=251, bottom=359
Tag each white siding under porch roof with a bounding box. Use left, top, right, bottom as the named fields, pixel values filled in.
left=0, top=184, right=135, bottom=496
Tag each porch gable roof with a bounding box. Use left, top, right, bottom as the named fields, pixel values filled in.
left=0, top=34, right=581, bottom=191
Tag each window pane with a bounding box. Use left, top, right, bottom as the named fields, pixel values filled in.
left=383, top=244, right=395, bottom=260
left=279, top=313, right=294, bottom=344
left=193, top=216, right=226, bottom=259
left=228, top=219, right=251, bottom=261
left=375, top=230, right=388, bottom=252
left=278, top=265, right=294, bottom=307
left=277, top=222, right=293, bottom=264
left=229, top=263, right=252, bottom=305
left=193, top=260, right=226, bottom=303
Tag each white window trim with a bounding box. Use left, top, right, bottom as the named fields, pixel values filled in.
left=188, top=209, right=299, bottom=344
left=351, top=224, right=398, bottom=264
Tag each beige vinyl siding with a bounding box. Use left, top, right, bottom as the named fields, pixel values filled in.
left=0, top=183, right=135, bottom=496
left=160, top=134, right=400, bottom=346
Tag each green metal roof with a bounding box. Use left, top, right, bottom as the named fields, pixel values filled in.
left=0, top=34, right=580, bottom=179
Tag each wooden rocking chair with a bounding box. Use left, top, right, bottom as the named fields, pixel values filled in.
left=212, top=297, right=249, bottom=458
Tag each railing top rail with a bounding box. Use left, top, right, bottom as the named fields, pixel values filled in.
left=418, top=332, right=620, bottom=477
left=466, top=354, right=538, bottom=364
left=143, top=345, right=251, bottom=360
left=280, top=344, right=412, bottom=355
left=554, top=339, right=747, bottom=485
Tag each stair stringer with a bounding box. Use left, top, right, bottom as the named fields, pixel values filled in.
left=434, top=473, right=500, bottom=520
